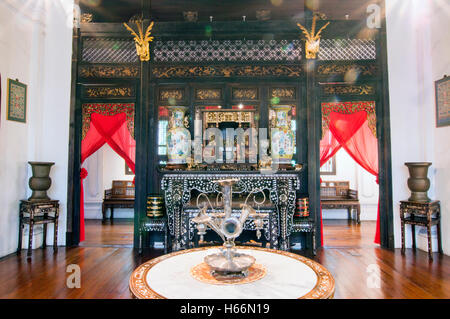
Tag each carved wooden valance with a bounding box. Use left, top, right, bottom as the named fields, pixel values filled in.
left=317, top=63, right=378, bottom=77
left=322, top=101, right=376, bottom=138
left=78, top=64, right=140, bottom=78
left=152, top=65, right=302, bottom=79
left=321, top=84, right=375, bottom=96
left=82, top=86, right=136, bottom=99
left=82, top=103, right=135, bottom=140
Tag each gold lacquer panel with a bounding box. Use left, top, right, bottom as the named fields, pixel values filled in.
left=270, top=87, right=296, bottom=100
left=317, top=63, right=378, bottom=77
left=82, top=86, right=136, bottom=98
left=152, top=65, right=302, bottom=79
left=78, top=64, right=140, bottom=78
left=232, top=88, right=258, bottom=101
left=195, top=88, right=222, bottom=100
left=159, top=89, right=185, bottom=102
left=321, top=84, right=375, bottom=96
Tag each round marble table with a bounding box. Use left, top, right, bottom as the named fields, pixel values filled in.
left=129, top=246, right=335, bottom=299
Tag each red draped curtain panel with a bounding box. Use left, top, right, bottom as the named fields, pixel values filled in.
left=79, top=113, right=136, bottom=242
left=319, top=110, right=380, bottom=245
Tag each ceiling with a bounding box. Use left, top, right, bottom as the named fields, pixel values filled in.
left=79, top=0, right=379, bottom=23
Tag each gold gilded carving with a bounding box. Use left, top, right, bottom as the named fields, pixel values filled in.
left=195, top=89, right=222, bottom=100
left=317, top=64, right=378, bottom=76
left=297, top=14, right=330, bottom=59
left=123, top=20, right=154, bottom=62
left=78, top=65, right=140, bottom=78
left=159, top=89, right=184, bottom=101
left=232, top=88, right=258, bottom=100
left=152, top=65, right=302, bottom=79
left=84, top=86, right=135, bottom=98
left=323, top=84, right=375, bottom=95
left=271, top=88, right=296, bottom=99
left=205, top=111, right=253, bottom=125
left=80, top=13, right=93, bottom=23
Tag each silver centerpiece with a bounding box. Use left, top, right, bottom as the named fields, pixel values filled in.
left=192, top=179, right=267, bottom=278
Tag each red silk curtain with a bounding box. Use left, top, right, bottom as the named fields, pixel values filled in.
left=319, top=111, right=380, bottom=245
left=80, top=113, right=136, bottom=241
left=318, top=129, right=342, bottom=245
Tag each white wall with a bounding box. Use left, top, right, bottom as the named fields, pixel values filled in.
left=83, top=145, right=134, bottom=219
left=0, top=0, right=73, bottom=258
left=429, top=0, right=450, bottom=254
left=321, top=149, right=379, bottom=220
left=386, top=0, right=450, bottom=254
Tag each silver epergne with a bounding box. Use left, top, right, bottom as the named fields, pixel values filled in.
left=192, top=179, right=267, bottom=278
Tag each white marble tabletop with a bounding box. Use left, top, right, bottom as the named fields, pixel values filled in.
left=129, top=246, right=335, bottom=299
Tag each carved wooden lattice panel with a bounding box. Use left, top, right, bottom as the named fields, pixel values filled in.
left=153, top=40, right=302, bottom=62
left=82, top=38, right=138, bottom=63
left=318, top=39, right=376, bottom=61
left=81, top=37, right=376, bottom=63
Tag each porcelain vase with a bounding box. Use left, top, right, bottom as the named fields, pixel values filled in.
left=167, top=106, right=190, bottom=164
left=270, top=105, right=295, bottom=163
left=28, top=161, right=55, bottom=201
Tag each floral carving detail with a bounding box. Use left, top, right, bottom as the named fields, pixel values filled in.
left=232, top=88, right=258, bottom=100
left=82, top=103, right=135, bottom=140
left=84, top=86, right=135, bottom=98
left=270, top=88, right=296, bottom=99
left=317, top=63, right=378, bottom=76
left=152, top=65, right=302, bottom=78
left=159, top=89, right=184, bottom=101
left=78, top=65, right=140, bottom=78
left=195, top=89, right=222, bottom=100
left=323, top=84, right=375, bottom=95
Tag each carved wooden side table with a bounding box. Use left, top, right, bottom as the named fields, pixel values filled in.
left=292, top=218, right=316, bottom=256
left=18, top=200, right=59, bottom=258
left=400, top=200, right=442, bottom=260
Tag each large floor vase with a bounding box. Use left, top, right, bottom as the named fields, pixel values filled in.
left=28, top=161, right=55, bottom=201
left=270, top=105, right=295, bottom=164
left=405, top=162, right=432, bottom=202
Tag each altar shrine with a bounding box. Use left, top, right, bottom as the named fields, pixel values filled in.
left=66, top=0, right=394, bottom=253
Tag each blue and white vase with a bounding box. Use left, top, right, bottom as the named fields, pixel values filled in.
left=270, top=105, right=295, bottom=163
left=167, top=106, right=190, bottom=164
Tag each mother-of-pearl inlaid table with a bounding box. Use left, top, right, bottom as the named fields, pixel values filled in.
left=129, top=246, right=335, bottom=299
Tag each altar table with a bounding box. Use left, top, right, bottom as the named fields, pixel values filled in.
left=129, top=246, right=335, bottom=299
left=160, top=172, right=300, bottom=251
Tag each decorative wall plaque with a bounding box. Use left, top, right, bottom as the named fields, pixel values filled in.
left=82, top=86, right=135, bottom=98
left=270, top=88, right=296, bottom=100
left=435, top=76, right=450, bottom=127
left=152, top=65, right=302, bottom=79
left=78, top=65, right=140, bottom=78
left=195, top=88, right=222, bottom=100
left=232, top=88, right=258, bottom=100
left=322, top=84, right=375, bottom=96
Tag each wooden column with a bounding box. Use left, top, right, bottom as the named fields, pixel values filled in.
left=134, top=0, right=152, bottom=248
left=304, top=8, right=322, bottom=250
left=377, top=0, right=395, bottom=248
left=66, top=0, right=82, bottom=246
